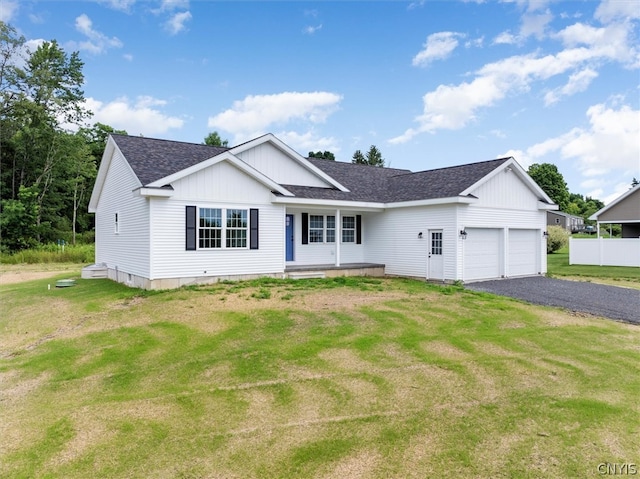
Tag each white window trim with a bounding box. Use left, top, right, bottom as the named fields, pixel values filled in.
left=198, top=207, right=248, bottom=250
left=341, top=215, right=355, bottom=243
left=308, top=214, right=336, bottom=244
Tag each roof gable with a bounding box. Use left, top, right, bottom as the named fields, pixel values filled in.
left=590, top=186, right=640, bottom=221
left=230, top=133, right=348, bottom=191
left=111, top=134, right=228, bottom=186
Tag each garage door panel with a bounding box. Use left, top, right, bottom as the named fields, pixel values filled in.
left=508, top=229, right=538, bottom=277
left=464, top=228, right=501, bottom=281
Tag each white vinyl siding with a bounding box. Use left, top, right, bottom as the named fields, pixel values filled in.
left=365, top=205, right=457, bottom=279
left=94, top=148, right=150, bottom=278
left=149, top=161, right=283, bottom=279
left=150, top=200, right=283, bottom=279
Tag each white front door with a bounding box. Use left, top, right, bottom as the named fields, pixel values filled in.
left=428, top=230, right=444, bottom=280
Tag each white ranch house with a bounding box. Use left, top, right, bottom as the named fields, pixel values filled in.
left=87, top=134, right=557, bottom=289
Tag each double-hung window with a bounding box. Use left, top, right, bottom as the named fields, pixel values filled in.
left=326, top=216, right=336, bottom=243
left=226, top=209, right=247, bottom=248
left=342, top=216, right=355, bottom=243
left=309, top=215, right=324, bottom=243
left=199, top=208, right=222, bottom=249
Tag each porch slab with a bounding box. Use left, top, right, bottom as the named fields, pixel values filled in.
left=285, top=263, right=385, bottom=279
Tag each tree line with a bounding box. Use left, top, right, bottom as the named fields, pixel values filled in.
left=0, top=22, right=131, bottom=252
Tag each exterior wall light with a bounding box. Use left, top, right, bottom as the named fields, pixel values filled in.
left=459, top=229, right=468, bottom=239
left=418, top=232, right=423, bottom=239
left=543, top=231, right=549, bottom=237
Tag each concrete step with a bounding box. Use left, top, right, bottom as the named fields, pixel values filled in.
left=287, top=271, right=326, bottom=280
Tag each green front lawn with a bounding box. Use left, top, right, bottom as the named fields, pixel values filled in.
left=547, top=248, right=640, bottom=288
left=1, top=275, right=639, bottom=478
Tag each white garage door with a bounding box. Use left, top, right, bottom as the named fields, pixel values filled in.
left=464, top=228, right=501, bottom=281
left=508, top=229, right=538, bottom=277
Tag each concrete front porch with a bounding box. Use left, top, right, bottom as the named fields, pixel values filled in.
left=284, top=263, right=385, bottom=279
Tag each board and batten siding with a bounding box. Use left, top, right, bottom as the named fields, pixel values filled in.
left=236, top=143, right=330, bottom=188
left=149, top=161, right=284, bottom=279
left=470, top=168, right=541, bottom=210
left=94, top=148, right=150, bottom=278
left=364, top=205, right=458, bottom=279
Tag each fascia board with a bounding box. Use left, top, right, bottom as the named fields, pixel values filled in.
left=147, top=152, right=294, bottom=196
left=538, top=202, right=559, bottom=211
left=273, top=195, right=476, bottom=210
left=384, top=196, right=477, bottom=209
left=590, top=218, right=640, bottom=223
left=136, top=187, right=175, bottom=198
left=272, top=196, right=384, bottom=211
left=230, top=133, right=349, bottom=192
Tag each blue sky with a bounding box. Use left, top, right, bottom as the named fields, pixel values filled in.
left=3, top=0, right=639, bottom=205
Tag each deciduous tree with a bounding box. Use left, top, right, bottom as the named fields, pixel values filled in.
left=528, top=163, right=569, bottom=211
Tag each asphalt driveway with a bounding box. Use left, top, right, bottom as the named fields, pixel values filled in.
left=465, top=276, right=639, bottom=324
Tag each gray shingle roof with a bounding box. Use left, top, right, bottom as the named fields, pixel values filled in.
left=111, top=134, right=512, bottom=203
left=281, top=157, right=511, bottom=203
left=112, top=134, right=228, bottom=186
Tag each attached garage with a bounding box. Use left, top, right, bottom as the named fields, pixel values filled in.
left=464, top=228, right=502, bottom=281
left=508, top=229, right=539, bottom=277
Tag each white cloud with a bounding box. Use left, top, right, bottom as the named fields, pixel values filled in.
left=71, top=14, right=123, bottom=55
left=277, top=130, right=340, bottom=155
left=303, top=24, right=323, bottom=35
left=412, top=32, right=463, bottom=67
left=157, top=0, right=189, bottom=12
left=500, top=102, right=640, bottom=199
left=493, top=31, right=518, bottom=45
left=0, top=0, right=19, bottom=22
left=165, top=11, right=192, bottom=35
left=519, top=9, right=553, bottom=39
left=208, top=91, right=343, bottom=143
left=391, top=12, right=639, bottom=144
left=123, top=53, right=133, bottom=61
left=595, top=0, right=640, bottom=23
left=83, top=96, right=184, bottom=136
left=544, top=67, right=598, bottom=105
left=98, top=0, right=137, bottom=13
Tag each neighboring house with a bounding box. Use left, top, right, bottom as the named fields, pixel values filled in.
left=589, top=186, right=640, bottom=238
left=547, top=211, right=585, bottom=233
left=87, top=133, right=557, bottom=289
left=570, top=187, right=640, bottom=267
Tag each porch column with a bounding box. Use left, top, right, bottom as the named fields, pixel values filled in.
left=335, top=209, right=341, bottom=267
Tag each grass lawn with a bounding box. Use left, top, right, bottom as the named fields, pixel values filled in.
left=1, top=274, right=639, bottom=478
left=547, top=247, right=640, bottom=290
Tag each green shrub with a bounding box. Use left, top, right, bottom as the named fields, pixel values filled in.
left=547, top=225, right=569, bottom=253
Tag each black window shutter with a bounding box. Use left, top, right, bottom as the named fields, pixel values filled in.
left=356, top=215, right=362, bottom=244
left=250, top=209, right=259, bottom=250
left=301, top=213, right=308, bottom=245
left=186, top=206, right=196, bottom=250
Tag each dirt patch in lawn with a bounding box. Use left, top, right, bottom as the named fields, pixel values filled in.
left=0, top=270, right=72, bottom=285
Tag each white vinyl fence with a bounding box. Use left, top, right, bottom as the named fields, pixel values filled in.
left=569, top=238, right=640, bottom=267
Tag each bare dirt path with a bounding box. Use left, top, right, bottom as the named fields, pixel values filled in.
left=0, top=265, right=79, bottom=286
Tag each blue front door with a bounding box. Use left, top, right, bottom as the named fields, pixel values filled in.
left=286, top=214, right=294, bottom=261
